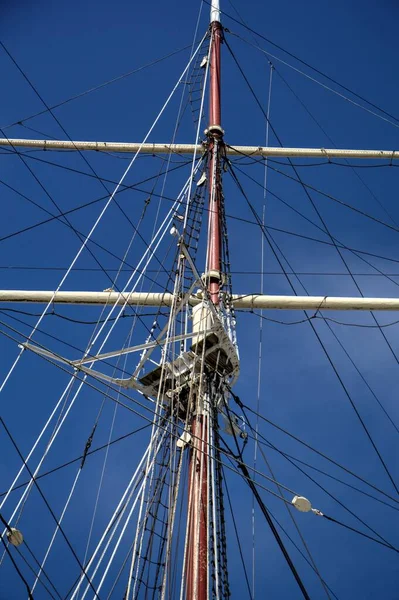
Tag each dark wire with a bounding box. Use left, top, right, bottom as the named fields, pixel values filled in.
left=322, top=513, right=399, bottom=553
left=204, top=0, right=399, bottom=125
left=1, top=514, right=63, bottom=599
left=0, top=534, right=34, bottom=599
left=255, top=160, right=399, bottom=236
left=14, top=546, right=59, bottom=600
left=0, top=159, right=188, bottom=248
left=0, top=424, right=151, bottom=499
left=227, top=162, right=399, bottom=496
left=2, top=44, right=192, bottom=129
left=4, top=152, right=399, bottom=271
left=4, top=266, right=399, bottom=276
left=0, top=417, right=101, bottom=599
left=219, top=393, right=311, bottom=599
left=222, top=468, right=253, bottom=599
left=233, top=396, right=399, bottom=551
left=223, top=41, right=399, bottom=451
left=2, top=145, right=190, bottom=188
left=229, top=158, right=399, bottom=290
left=0, top=39, right=182, bottom=339
left=0, top=307, right=165, bottom=326
left=240, top=419, right=399, bottom=512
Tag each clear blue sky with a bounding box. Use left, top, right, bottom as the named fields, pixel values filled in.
left=1, top=1, right=399, bottom=598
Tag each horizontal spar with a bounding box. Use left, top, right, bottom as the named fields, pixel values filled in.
left=1, top=138, right=399, bottom=159
left=2, top=290, right=399, bottom=311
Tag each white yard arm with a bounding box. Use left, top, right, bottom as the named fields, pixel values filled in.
left=2, top=290, right=399, bottom=311
left=1, top=137, right=399, bottom=160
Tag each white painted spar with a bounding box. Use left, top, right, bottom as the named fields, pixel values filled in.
left=1, top=138, right=399, bottom=160
left=2, top=290, right=399, bottom=311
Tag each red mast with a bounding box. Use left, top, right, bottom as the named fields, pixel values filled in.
left=186, top=3, right=223, bottom=599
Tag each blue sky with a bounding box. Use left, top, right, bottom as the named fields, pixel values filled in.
left=1, top=1, right=399, bottom=598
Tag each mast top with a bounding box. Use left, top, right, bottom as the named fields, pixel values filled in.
left=210, top=0, right=221, bottom=23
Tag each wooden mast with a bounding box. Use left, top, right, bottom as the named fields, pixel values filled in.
left=186, top=2, right=223, bottom=598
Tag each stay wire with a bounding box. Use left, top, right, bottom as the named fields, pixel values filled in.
left=238, top=155, right=399, bottom=411
left=264, top=62, right=399, bottom=408
left=206, top=1, right=399, bottom=126
left=224, top=408, right=399, bottom=513
left=250, top=423, right=332, bottom=598
left=223, top=393, right=335, bottom=599
left=245, top=307, right=399, bottom=433
left=220, top=394, right=311, bottom=600
left=321, top=513, right=399, bottom=552
left=221, top=38, right=399, bottom=240
left=222, top=467, right=253, bottom=599
left=234, top=156, right=399, bottom=238
left=270, top=63, right=399, bottom=226
left=230, top=160, right=399, bottom=293
left=263, top=172, right=399, bottom=489
left=0, top=417, right=101, bottom=599
left=0, top=38, right=200, bottom=320
left=4, top=161, right=399, bottom=274
left=227, top=162, right=399, bottom=496
left=0, top=320, right=309, bottom=511
left=225, top=448, right=311, bottom=598
left=0, top=532, right=34, bottom=599
left=1, top=43, right=193, bottom=129
left=234, top=398, right=399, bottom=551
left=3, top=316, right=399, bottom=561
left=0, top=424, right=151, bottom=500
left=237, top=399, right=399, bottom=507
left=0, top=159, right=189, bottom=252
left=13, top=554, right=54, bottom=599
left=0, top=38, right=203, bottom=243
left=224, top=455, right=340, bottom=599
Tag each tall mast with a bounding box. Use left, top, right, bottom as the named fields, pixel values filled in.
left=186, top=2, right=224, bottom=599
left=207, top=0, right=223, bottom=306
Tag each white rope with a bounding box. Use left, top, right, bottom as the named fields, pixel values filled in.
left=252, top=61, right=273, bottom=599
left=0, top=30, right=207, bottom=397
left=77, top=339, right=133, bottom=598
left=31, top=468, right=82, bottom=594
left=68, top=436, right=157, bottom=600
left=125, top=420, right=164, bottom=599
left=0, top=377, right=75, bottom=513
left=160, top=446, right=184, bottom=600
left=209, top=412, right=220, bottom=600
left=127, top=250, right=189, bottom=599
left=183, top=29, right=212, bottom=231
left=79, top=426, right=170, bottom=600
left=0, top=163, right=198, bottom=531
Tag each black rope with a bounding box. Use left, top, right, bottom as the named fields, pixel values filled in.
left=222, top=469, right=253, bottom=599
left=207, top=2, right=399, bottom=126
left=2, top=44, right=192, bottom=129
left=227, top=161, right=399, bottom=496
left=234, top=396, right=399, bottom=551
left=322, top=513, right=399, bottom=553
left=0, top=417, right=101, bottom=599
left=220, top=393, right=311, bottom=599
left=238, top=460, right=311, bottom=599
left=0, top=533, right=34, bottom=599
